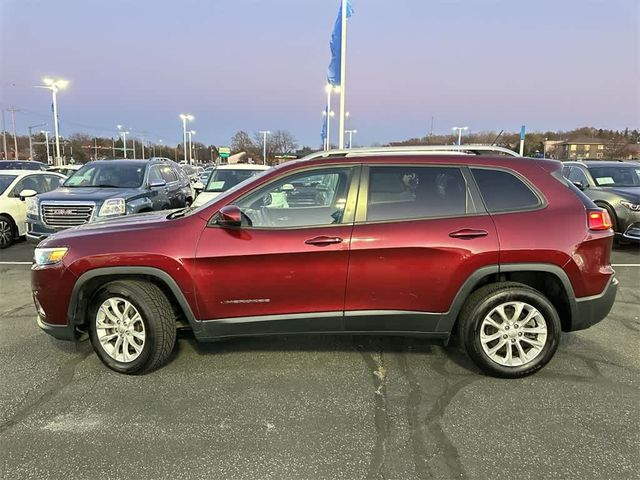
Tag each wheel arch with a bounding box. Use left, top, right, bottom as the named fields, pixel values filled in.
left=441, top=263, right=576, bottom=333
left=67, top=266, right=200, bottom=334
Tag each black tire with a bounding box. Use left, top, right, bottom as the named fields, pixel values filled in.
left=88, top=280, right=176, bottom=374
left=457, top=282, right=561, bottom=378
left=0, top=214, right=16, bottom=249
left=600, top=204, right=622, bottom=245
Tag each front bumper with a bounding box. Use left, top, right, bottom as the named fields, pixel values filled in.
left=26, top=220, right=59, bottom=244
left=622, top=222, right=640, bottom=242
left=570, top=276, right=619, bottom=331
left=37, top=315, right=77, bottom=341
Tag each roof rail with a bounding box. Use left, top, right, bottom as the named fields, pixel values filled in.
left=303, top=144, right=521, bottom=160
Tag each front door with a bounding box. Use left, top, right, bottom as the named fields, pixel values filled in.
left=193, top=165, right=361, bottom=336
left=344, top=164, right=499, bottom=332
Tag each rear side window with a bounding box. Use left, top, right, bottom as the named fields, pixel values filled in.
left=471, top=168, right=541, bottom=213
left=160, top=165, right=178, bottom=183
left=366, top=166, right=468, bottom=221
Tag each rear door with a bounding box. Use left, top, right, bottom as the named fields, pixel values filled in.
left=344, top=163, right=499, bottom=333
left=159, top=165, right=181, bottom=208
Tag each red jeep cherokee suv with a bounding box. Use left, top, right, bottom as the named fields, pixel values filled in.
left=32, top=149, right=618, bottom=377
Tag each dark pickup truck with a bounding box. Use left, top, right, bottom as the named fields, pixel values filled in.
left=27, top=158, right=193, bottom=243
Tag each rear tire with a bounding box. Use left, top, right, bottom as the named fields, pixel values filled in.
left=457, top=282, right=561, bottom=378
left=88, top=280, right=176, bottom=374
left=0, top=214, right=16, bottom=249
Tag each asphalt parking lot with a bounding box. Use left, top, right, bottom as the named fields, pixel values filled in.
left=1, top=241, right=639, bottom=480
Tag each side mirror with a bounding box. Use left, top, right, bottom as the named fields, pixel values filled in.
left=19, top=189, right=38, bottom=201
left=218, top=205, right=242, bottom=227
left=572, top=181, right=586, bottom=190
left=149, top=180, right=167, bottom=189
left=194, top=181, right=204, bottom=193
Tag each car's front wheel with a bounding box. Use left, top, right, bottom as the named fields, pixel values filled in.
left=88, top=280, right=176, bottom=374
left=0, top=214, right=16, bottom=249
left=458, top=282, right=561, bottom=378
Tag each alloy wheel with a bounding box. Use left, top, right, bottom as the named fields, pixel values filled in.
left=479, top=301, right=548, bottom=367
left=0, top=220, right=12, bottom=247
left=95, top=297, right=146, bottom=363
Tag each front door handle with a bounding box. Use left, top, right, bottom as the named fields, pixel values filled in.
left=305, top=236, right=343, bottom=246
left=449, top=229, right=488, bottom=239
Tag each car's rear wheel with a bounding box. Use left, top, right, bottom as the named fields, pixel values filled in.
left=458, top=282, right=560, bottom=378
left=88, top=280, right=176, bottom=374
left=0, top=214, right=16, bottom=249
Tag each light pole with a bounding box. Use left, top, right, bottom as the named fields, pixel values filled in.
left=117, top=125, right=129, bottom=158
left=259, top=130, right=270, bottom=165
left=543, top=137, right=548, bottom=159
left=158, top=139, right=163, bottom=158
left=39, top=78, right=69, bottom=166
left=27, top=123, right=46, bottom=160
left=8, top=107, right=19, bottom=160
left=345, top=129, right=357, bottom=148
left=41, top=131, right=51, bottom=164
left=452, top=126, right=468, bottom=146
left=187, top=130, right=196, bottom=164
left=179, top=114, right=194, bottom=164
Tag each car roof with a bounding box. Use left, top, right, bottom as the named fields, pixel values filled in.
left=577, top=161, right=632, bottom=167
left=0, top=170, right=64, bottom=177
left=215, top=163, right=271, bottom=170
left=86, top=159, right=151, bottom=166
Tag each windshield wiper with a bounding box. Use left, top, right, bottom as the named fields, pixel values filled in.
left=93, top=184, right=121, bottom=188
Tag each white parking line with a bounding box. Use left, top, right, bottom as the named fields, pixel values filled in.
left=612, top=264, right=640, bottom=267
left=0, top=261, right=31, bottom=265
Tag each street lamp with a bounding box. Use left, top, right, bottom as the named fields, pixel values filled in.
left=40, top=130, right=51, bottom=164
left=187, top=130, right=196, bottom=164
left=117, top=125, right=130, bottom=158
left=324, top=84, right=341, bottom=151
left=38, top=77, right=69, bottom=166
left=179, top=114, right=194, bottom=164
left=345, top=129, right=358, bottom=149
left=259, top=130, right=270, bottom=165
left=452, top=126, right=468, bottom=146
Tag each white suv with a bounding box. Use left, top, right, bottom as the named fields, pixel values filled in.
left=0, top=170, right=65, bottom=248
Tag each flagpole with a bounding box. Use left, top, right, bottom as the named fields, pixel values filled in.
left=338, top=0, right=347, bottom=149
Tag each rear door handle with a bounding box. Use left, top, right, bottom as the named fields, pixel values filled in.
left=449, top=229, right=488, bottom=239
left=305, top=236, right=343, bottom=246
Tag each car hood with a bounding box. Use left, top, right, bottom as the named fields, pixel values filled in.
left=41, top=210, right=174, bottom=243
left=601, top=186, right=640, bottom=201
left=37, top=187, right=141, bottom=202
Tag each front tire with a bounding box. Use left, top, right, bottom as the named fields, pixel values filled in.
left=458, top=282, right=561, bottom=378
left=88, top=280, right=176, bottom=374
left=0, top=214, right=16, bottom=249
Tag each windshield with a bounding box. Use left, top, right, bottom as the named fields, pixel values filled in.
left=589, top=166, right=640, bottom=187
left=0, top=175, right=17, bottom=195
left=64, top=163, right=145, bottom=188
left=205, top=168, right=266, bottom=192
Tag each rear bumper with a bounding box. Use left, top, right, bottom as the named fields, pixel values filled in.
left=570, top=276, right=618, bottom=331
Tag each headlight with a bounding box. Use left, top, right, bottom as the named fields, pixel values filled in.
left=34, top=247, right=68, bottom=266
left=26, top=197, right=39, bottom=216
left=620, top=201, right=640, bottom=212
left=98, top=198, right=126, bottom=217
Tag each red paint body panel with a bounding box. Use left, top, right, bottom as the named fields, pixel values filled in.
left=194, top=225, right=352, bottom=318
left=346, top=215, right=499, bottom=312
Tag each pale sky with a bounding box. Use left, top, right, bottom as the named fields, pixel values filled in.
left=1, top=0, right=638, bottom=148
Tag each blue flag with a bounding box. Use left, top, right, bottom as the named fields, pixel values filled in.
left=327, top=0, right=354, bottom=86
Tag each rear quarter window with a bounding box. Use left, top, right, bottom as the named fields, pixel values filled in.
left=471, top=168, right=542, bottom=213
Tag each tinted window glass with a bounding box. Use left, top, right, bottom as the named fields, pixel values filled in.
left=236, top=168, right=354, bottom=228
left=160, top=165, right=178, bottom=183
left=472, top=168, right=540, bottom=212
left=0, top=175, right=17, bottom=195
left=567, top=167, right=589, bottom=185
left=64, top=163, right=145, bottom=188
left=367, top=166, right=467, bottom=221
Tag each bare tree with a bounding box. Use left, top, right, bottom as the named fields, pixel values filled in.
left=270, top=130, right=297, bottom=156
left=231, top=131, right=255, bottom=154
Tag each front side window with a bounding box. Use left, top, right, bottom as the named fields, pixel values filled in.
left=205, top=168, right=267, bottom=193
left=567, top=167, right=589, bottom=186
left=234, top=167, right=355, bottom=228
left=472, top=168, right=541, bottom=213
left=148, top=166, right=163, bottom=184
left=42, top=175, right=65, bottom=191
left=11, top=175, right=46, bottom=196
left=366, top=166, right=468, bottom=222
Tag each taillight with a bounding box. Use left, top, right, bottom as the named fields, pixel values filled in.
left=588, top=209, right=612, bottom=231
